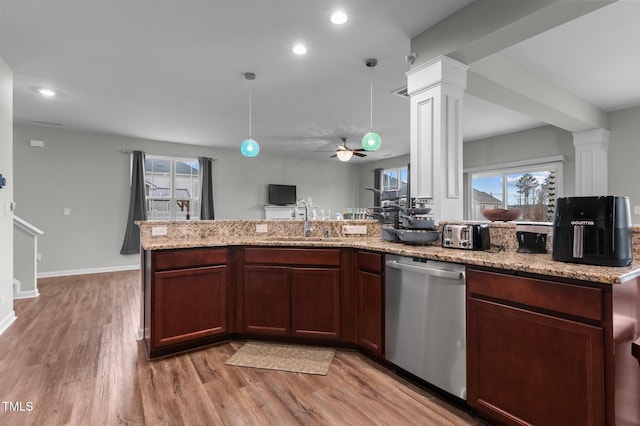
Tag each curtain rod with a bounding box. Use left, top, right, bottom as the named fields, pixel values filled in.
left=120, top=150, right=217, bottom=161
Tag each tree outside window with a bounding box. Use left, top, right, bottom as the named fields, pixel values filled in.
left=471, top=163, right=560, bottom=222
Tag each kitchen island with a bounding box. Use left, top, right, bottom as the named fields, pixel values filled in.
left=138, top=219, right=640, bottom=425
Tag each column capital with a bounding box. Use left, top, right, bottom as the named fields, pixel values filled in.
left=573, top=128, right=610, bottom=148
left=406, top=56, right=468, bottom=97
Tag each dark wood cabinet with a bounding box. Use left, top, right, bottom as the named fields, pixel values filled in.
left=355, top=251, right=384, bottom=355
left=467, top=268, right=605, bottom=426
left=291, top=267, right=341, bottom=339
left=242, top=247, right=341, bottom=339
left=153, top=265, right=228, bottom=347
left=143, top=247, right=229, bottom=359
left=243, top=265, right=290, bottom=335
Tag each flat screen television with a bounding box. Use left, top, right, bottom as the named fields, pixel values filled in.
left=268, top=184, right=297, bottom=205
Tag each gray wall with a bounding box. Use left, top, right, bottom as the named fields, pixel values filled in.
left=13, top=124, right=362, bottom=275
left=609, top=105, right=640, bottom=220
left=463, top=124, right=576, bottom=197
left=463, top=108, right=640, bottom=224
left=14, top=105, right=640, bottom=276
left=0, top=56, right=14, bottom=331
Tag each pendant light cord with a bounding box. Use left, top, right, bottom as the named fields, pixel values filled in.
left=248, top=80, right=252, bottom=140
left=370, top=66, right=374, bottom=132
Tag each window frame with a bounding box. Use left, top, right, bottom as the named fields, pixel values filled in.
left=463, top=155, right=564, bottom=222
left=144, top=154, right=201, bottom=221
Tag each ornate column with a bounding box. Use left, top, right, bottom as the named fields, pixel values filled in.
left=573, top=128, right=609, bottom=196
left=407, top=56, right=467, bottom=222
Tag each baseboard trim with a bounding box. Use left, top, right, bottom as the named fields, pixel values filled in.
left=38, top=264, right=140, bottom=279
left=13, top=278, right=39, bottom=300
left=0, top=311, right=17, bottom=336
left=14, top=289, right=40, bottom=299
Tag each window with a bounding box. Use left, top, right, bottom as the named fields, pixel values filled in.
left=382, top=166, right=409, bottom=203
left=466, top=157, right=563, bottom=222
left=144, top=155, right=200, bottom=220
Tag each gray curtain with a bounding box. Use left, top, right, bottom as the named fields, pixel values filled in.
left=406, top=162, right=411, bottom=202
left=373, top=168, right=383, bottom=207
left=120, top=151, right=147, bottom=254
left=199, top=157, right=215, bottom=220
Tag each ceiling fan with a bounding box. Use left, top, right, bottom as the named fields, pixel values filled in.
left=330, top=137, right=366, bottom=161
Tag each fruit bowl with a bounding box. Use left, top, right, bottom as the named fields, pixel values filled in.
left=481, top=208, right=521, bottom=222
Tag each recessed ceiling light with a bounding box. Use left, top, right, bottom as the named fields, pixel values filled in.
left=292, top=44, right=307, bottom=55
left=330, top=11, right=348, bottom=25
left=38, top=88, right=56, bottom=97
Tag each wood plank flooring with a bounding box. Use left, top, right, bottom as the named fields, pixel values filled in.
left=0, top=271, right=482, bottom=425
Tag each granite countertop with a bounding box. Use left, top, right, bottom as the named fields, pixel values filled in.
left=137, top=220, right=640, bottom=285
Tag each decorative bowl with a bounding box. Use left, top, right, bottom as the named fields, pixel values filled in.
left=481, top=208, right=521, bottom=222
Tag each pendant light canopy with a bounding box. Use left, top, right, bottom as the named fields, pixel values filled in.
left=362, top=58, right=382, bottom=152
left=241, top=72, right=260, bottom=157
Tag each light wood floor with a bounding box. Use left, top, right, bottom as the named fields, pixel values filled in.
left=0, top=270, right=482, bottom=425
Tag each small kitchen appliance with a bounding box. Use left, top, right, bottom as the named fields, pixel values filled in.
left=552, top=196, right=632, bottom=267
left=516, top=223, right=552, bottom=254
left=442, top=224, right=490, bottom=250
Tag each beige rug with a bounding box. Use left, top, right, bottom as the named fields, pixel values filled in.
left=225, top=341, right=335, bottom=376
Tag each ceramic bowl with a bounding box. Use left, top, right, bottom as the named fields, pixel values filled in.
left=481, top=208, right=522, bottom=222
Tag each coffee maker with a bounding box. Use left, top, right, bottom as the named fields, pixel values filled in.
left=552, top=196, right=632, bottom=267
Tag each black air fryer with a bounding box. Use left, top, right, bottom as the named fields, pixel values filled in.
left=552, top=196, right=632, bottom=267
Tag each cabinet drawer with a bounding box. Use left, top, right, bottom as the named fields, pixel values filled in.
left=357, top=251, right=383, bottom=273
left=155, top=248, right=227, bottom=271
left=467, top=268, right=603, bottom=322
left=244, top=248, right=340, bottom=266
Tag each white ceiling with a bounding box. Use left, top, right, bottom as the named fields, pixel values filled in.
left=1, top=0, right=639, bottom=162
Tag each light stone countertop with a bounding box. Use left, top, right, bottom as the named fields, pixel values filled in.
left=137, top=220, right=640, bottom=285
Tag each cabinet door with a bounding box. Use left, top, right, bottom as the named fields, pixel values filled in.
left=356, top=270, right=383, bottom=355
left=243, top=265, right=290, bottom=335
left=291, top=268, right=341, bottom=339
left=467, top=297, right=605, bottom=426
left=152, top=265, right=227, bottom=348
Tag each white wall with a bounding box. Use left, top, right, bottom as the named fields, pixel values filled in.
left=0, top=57, right=15, bottom=334
left=13, top=124, right=362, bottom=275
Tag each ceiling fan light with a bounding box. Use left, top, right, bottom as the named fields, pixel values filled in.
left=330, top=11, right=348, bottom=25
left=362, top=131, right=382, bottom=151
left=241, top=138, right=260, bottom=157
left=336, top=150, right=353, bottom=162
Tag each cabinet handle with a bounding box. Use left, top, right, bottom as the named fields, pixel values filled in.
left=633, top=338, right=640, bottom=366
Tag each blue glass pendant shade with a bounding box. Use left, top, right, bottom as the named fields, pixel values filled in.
left=362, top=131, right=382, bottom=151
left=241, top=139, right=260, bottom=157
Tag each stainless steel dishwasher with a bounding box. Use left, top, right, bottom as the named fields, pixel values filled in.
left=385, top=254, right=467, bottom=399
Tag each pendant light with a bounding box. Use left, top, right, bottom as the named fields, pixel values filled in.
left=240, top=72, right=260, bottom=157
left=362, top=58, right=382, bottom=151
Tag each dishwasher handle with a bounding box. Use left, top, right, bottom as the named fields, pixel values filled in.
left=385, top=260, right=465, bottom=281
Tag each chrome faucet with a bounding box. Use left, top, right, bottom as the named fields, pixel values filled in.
left=297, top=199, right=313, bottom=237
